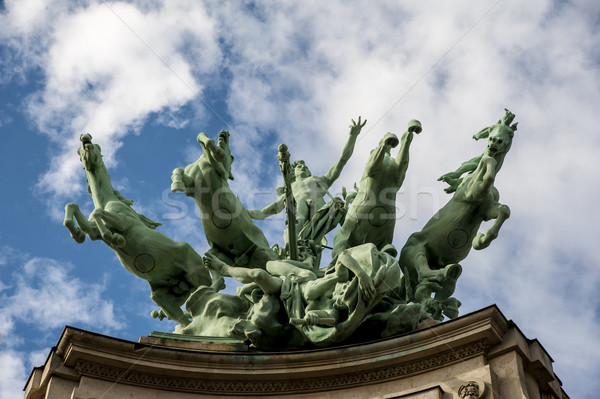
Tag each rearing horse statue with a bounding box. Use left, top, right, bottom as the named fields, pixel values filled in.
left=398, top=109, right=517, bottom=320
left=63, top=134, right=212, bottom=326
left=171, top=130, right=279, bottom=270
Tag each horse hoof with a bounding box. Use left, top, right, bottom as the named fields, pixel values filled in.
left=73, top=233, right=85, bottom=243
left=113, top=233, right=126, bottom=248
left=71, top=229, right=86, bottom=243
left=171, top=181, right=186, bottom=193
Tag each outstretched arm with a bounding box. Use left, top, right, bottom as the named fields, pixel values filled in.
left=323, top=117, right=366, bottom=185
left=247, top=194, right=285, bottom=220
left=204, top=253, right=282, bottom=295
left=303, top=271, right=343, bottom=301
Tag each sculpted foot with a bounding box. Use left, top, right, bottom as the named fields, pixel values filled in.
left=203, top=252, right=228, bottom=275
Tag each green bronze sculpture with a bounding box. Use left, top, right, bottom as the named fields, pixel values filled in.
left=398, top=109, right=516, bottom=320
left=171, top=130, right=279, bottom=271
left=63, top=109, right=516, bottom=349
left=248, top=117, right=366, bottom=246
left=202, top=242, right=404, bottom=347
left=332, top=119, right=422, bottom=257
left=63, top=134, right=213, bottom=326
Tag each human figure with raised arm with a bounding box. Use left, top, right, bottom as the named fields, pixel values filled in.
left=248, top=117, right=366, bottom=244
left=332, top=119, right=422, bottom=258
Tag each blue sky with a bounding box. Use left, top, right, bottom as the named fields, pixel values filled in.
left=1, top=1, right=599, bottom=398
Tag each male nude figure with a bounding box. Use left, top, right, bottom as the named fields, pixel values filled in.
left=248, top=117, right=366, bottom=242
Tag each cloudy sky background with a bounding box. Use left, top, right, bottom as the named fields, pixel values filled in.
left=1, top=0, right=599, bottom=397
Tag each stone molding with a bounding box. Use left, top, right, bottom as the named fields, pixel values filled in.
left=24, top=305, right=570, bottom=399
left=72, top=340, right=490, bottom=394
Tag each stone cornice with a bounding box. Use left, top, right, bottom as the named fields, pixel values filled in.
left=73, top=339, right=490, bottom=394
left=25, top=305, right=570, bottom=399
left=42, top=305, right=505, bottom=395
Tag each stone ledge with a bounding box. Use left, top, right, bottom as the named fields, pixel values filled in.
left=139, top=331, right=249, bottom=352
left=24, top=305, right=570, bottom=398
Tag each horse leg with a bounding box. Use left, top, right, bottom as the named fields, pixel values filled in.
left=64, top=203, right=101, bottom=243
left=472, top=202, right=510, bottom=250
left=176, top=242, right=213, bottom=289
left=171, top=168, right=194, bottom=195
left=433, top=263, right=462, bottom=301
left=399, top=239, right=439, bottom=301
left=150, top=286, right=190, bottom=326
left=465, top=157, right=497, bottom=201
left=89, top=207, right=126, bottom=248
left=75, top=209, right=102, bottom=241
left=64, top=203, right=86, bottom=243
left=415, top=263, right=462, bottom=321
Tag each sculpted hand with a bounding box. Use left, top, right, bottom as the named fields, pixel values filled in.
left=349, top=116, right=367, bottom=136
left=359, top=274, right=376, bottom=301
left=305, top=311, right=320, bottom=326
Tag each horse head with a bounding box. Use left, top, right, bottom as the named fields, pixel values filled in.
left=78, top=133, right=104, bottom=172
left=480, top=109, right=517, bottom=159
left=485, top=123, right=514, bottom=160
left=217, top=130, right=235, bottom=181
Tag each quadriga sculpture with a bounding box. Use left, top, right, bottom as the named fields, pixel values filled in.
left=171, top=130, right=279, bottom=270
left=62, top=109, right=517, bottom=349
left=63, top=134, right=212, bottom=326
left=398, top=110, right=517, bottom=320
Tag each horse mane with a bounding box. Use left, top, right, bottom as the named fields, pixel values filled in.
left=441, top=109, right=517, bottom=194
left=114, top=190, right=162, bottom=229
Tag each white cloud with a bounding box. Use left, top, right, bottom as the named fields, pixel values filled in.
left=2, top=0, right=600, bottom=397
left=200, top=3, right=600, bottom=397
left=0, top=256, right=123, bottom=336
left=0, top=350, right=28, bottom=399
left=1, top=0, right=222, bottom=213
left=0, top=249, right=124, bottom=396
